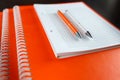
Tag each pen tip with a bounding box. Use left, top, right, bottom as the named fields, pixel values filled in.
left=86, top=31, right=92, bottom=38
left=76, top=32, right=81, bottom=38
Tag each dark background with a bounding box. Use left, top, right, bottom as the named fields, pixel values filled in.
left=0, top=0, right=120, bottom=28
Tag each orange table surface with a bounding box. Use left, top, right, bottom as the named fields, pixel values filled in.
left=0, top=5, right=120, bottom=80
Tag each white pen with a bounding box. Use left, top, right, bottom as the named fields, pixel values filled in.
left=64, top=10, right=92, bottom=38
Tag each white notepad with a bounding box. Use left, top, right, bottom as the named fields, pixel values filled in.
left=34, top=2, right=120, bottom=58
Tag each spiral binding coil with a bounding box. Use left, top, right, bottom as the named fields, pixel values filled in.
left=0, top=9, right=9, bottom=80
left=13, top=6, right=32, bottom=80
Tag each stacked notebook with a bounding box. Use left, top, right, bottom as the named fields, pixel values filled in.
left=0, top=2, right=120, bottom=80
left=34, top=2, right=120, bottom=58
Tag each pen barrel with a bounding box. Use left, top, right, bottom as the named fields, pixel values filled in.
left=57, top=10, right=78, bottom=35
left=64, top=10, right=87, bottom=33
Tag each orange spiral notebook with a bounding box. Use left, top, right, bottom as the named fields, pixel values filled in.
left=0, top=2, right=120, bottom=80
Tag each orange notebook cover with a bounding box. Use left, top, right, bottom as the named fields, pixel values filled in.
left=0, top=2, right=120, bottom=80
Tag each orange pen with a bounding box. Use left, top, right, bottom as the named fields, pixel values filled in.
left=57, top=10, right=81, bottom=39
